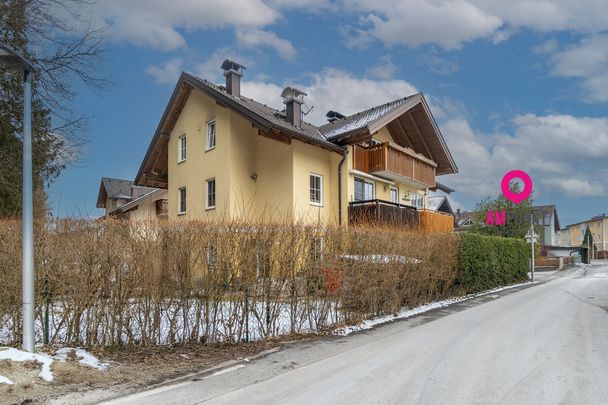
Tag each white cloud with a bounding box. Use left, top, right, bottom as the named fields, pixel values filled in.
left=440, top=111, right=608, bottom=203
left=238, top=68, right=418, bottom=125
left=547, top=35, right=608, bottom=102
left=342, top=1, right=608, bottom=49
left=366, top=55, right=397, bottom=79
left=145, top=58, right=184, bottom=84
left=92, top=0, right=279, bottom=50
left=236, top=28, right=297, bottom=60
left=345, top=0, right=502, bottom=50
left=417, top=51, right=460, bottom=75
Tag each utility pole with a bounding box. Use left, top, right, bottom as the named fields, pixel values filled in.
left=526, top=211, right=537, bottom=282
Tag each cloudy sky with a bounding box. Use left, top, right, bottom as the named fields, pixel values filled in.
left=51, top=0, right=608, bottom=226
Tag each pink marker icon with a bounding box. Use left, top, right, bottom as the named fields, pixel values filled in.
left=501, top=170, right=533, bottom=204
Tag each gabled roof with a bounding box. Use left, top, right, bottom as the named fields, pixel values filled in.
left=96, top=177, right=157, bottom=209
left=318, top=93, right=457, bottom=175
left=318, top=95, right=418, bottom=140
left=535, top=204, right=560, bottom=231
left=135, top=71, right=457, bottom=187
left=108, top=188, right=166, bottom=216
left=428, top=195, right=454, bottom=215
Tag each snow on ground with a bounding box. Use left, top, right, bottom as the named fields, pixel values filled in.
left=0, top=374, right=14, bottom=384
left=55, top=348, right=109, bottom=371
left=335, top=281, right=536, bottom=336
left=0, top=347, right=55, bottom=381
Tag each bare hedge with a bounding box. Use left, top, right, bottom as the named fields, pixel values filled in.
left=0, top=219, right=460, bottom=347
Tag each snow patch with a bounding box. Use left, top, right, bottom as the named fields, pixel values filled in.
left=0, top=374, right=14, bottom=384
left=335, top=281, right=536, bottom=336
left=55, top=348, right=109, bottom=371
left=0, top=347, right=54, bottom=381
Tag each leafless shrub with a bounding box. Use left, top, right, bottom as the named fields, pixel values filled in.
left=0, top=218, right=458, bottom=347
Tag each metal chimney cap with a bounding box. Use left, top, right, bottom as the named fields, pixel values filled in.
left=0, top=45, right=35, bottom=72
left=221, top=59, right=245, bottom=72
left=281, top=86, right=307, bottom=102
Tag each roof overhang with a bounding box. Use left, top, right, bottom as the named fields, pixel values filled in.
left=332, top=94, right=458, bottom=176
left=135, top=72, right=343, bottom=188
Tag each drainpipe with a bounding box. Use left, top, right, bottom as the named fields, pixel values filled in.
left=337, top=146, right=348, bottom=226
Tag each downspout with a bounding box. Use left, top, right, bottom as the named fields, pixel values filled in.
left=337, top=146, right=348, bottom=226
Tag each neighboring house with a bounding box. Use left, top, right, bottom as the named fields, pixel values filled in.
left=428, top=195, right=455, bottom=215
left=535, top=205, right=560, bottom=246
left=455, top=210, right=475, bottom=231
left=134, top=60, right=458, bottom=227
left=561, top=214, right=608, bottom=251
left=96, top=177, right=168, bottom=220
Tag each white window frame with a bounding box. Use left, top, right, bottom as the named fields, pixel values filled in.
left=178, top=187, right=187, bottom=214
left=310, top=173, right=323, bottom=206
left=206, top=119, right=216, bottom=151
left=206, top=178, right=216, bottom=210
left=178, top=135, right=187, bottom=163
left=390, top=187, right=398, bottom=203
left=411, top=193, right=424, bottom=209
left=354, top=177, right=375, bottom=201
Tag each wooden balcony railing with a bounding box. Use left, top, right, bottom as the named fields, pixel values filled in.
left=353, top=143, right=436, bottom=188
left=348, top=199, right=420, bottom=228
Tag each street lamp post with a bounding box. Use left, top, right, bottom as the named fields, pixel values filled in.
left=0, top=46, right=36, bottom=352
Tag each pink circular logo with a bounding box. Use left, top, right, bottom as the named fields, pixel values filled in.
left=501, top=170, right=533, bottom=204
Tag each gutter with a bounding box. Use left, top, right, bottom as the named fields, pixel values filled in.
left=338, top=146, right=348, bottom=226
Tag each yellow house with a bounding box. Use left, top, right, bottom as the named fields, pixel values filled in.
left=134, top=60, right=458, bottom=228
left=562, top=215, right=608, bottom=251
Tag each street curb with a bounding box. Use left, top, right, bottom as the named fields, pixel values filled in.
left=96, top=347, right=282, bottom=404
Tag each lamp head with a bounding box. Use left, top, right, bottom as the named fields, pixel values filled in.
left=0, top=46, right=35, bottom=72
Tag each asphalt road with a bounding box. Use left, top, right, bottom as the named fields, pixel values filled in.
left=105, top=263, right=608, bottom=405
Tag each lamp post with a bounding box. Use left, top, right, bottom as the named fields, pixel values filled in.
left=0, top=46, right=36, bottom=352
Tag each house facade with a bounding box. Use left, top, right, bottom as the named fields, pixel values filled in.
left=134, top=60, right=458, bottom=227
left=561, top=214, right=608, bottom=251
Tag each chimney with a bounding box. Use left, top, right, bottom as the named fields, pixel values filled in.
left=221, top=59, right=245, bottom=97
left=281, top=86, right=307, bottom=127
left=325, top=110, right=345, bottom=123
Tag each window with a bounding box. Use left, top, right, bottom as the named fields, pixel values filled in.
left=206, top=120, right=216, bottom=150
left=310, top=174, right=323, bottom=205
left=390, top=188, right=398, bottom=203
left=206, top=178, right=216, bottom=209
left=178, top=135, right=187, bottom=162
left=354, top=177, right=374, bottom=201
left=411, top=193, right=424, bottom=209
left=178, top=187, right=187, bottom=214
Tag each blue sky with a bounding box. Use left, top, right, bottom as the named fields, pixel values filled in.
left=50, top=1, right=608, bottom=226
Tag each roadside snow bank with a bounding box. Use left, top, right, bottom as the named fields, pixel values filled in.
left=0, top=348, right=54, bottom=381
left=55, top=348, right=109, bottom=371
left=335, top=281, right=535, bottom=336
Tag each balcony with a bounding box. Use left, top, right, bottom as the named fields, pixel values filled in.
left=348, top=200, right=420, bottom=228
left=353, top=143, right=436, bottom=188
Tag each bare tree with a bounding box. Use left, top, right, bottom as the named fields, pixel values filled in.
left=0, top=0, right=107, bottom=216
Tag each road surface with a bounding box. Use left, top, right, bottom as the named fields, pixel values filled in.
left=105, top=263, right=608, bottom=405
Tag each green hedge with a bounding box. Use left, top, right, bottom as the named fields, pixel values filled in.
left=458, top=233, right=529, bottom=293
